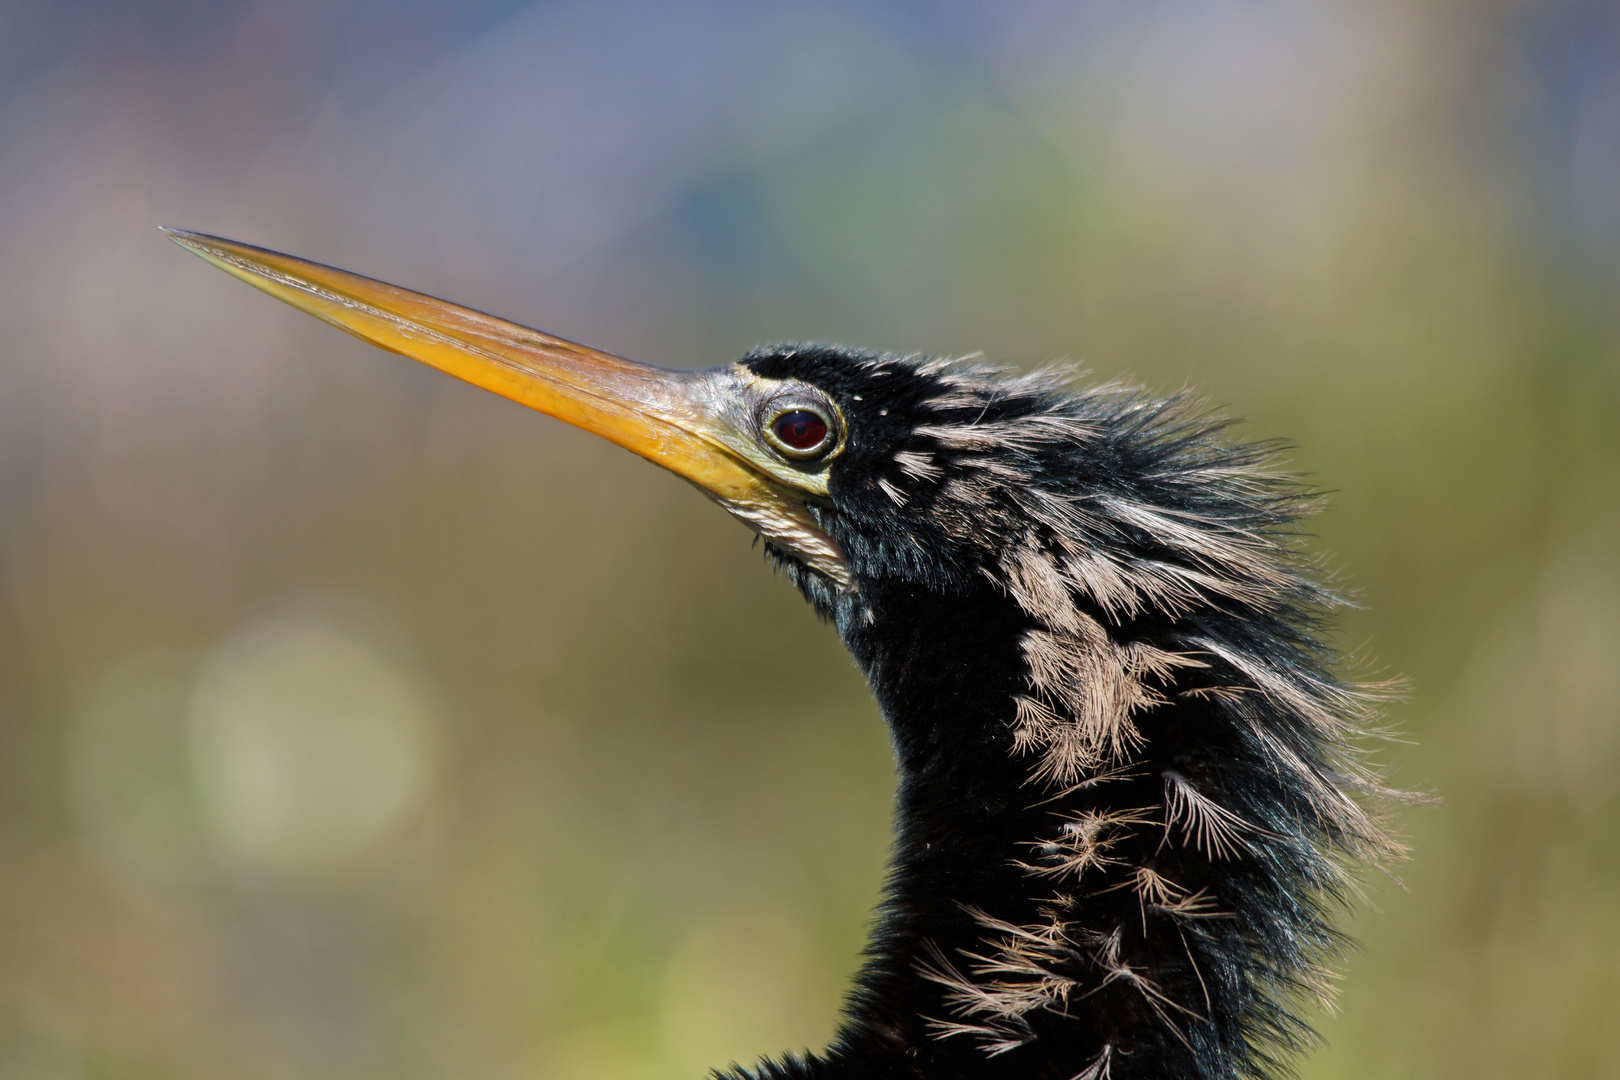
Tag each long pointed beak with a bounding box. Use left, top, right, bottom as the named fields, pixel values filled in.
left=164, top=229, right=848, bottom=586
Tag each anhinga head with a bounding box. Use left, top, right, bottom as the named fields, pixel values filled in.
left=167, top=229, right=1400, bottom=1080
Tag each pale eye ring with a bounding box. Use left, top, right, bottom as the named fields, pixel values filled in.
left=763, top=405, right=836, bottom=460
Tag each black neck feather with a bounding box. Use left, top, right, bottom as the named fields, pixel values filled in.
left=719, top=350, right=1394, bottom=1080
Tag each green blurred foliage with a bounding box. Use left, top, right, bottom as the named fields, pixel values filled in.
left=0, top=2, right=1617, bottom=1078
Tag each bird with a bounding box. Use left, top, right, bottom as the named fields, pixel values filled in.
left=166, top=228, right=1400, bottom=1080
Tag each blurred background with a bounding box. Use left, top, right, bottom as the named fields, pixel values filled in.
left=1, top=1, right=1618, bottom=1078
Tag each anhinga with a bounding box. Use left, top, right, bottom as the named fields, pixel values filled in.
left=167, top=229, right=1398, bottom=1080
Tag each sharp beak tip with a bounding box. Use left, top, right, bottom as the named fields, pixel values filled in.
left=160, top=227, right=228, bottom=260
left=161, top=226, right=203, bottom=255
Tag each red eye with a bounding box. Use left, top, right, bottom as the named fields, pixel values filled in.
left=772, top=410, right=829, bottom=452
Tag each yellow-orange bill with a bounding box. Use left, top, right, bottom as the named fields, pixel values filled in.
left=161, top=229, right=753, bottom=495
left=163, top=228, right=850, bottom=586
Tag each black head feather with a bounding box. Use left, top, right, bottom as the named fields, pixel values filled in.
left=719, top=344, right=1399, bottom=1080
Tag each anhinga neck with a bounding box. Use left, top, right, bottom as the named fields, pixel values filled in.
left=728, top=550, right=1374, bottom=1080
left=811, top=580, right=1121, bottom=1079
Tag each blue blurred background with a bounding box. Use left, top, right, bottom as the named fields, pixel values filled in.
left=1, top=1, right=1618, bottom=1077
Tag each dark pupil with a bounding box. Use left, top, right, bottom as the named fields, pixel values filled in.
left=774, top=410, right=828, bottom=450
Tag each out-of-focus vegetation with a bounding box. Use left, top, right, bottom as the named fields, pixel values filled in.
left=1, top=2, right=1617, bottom=1078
